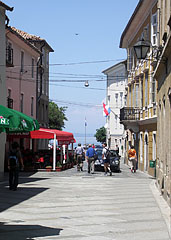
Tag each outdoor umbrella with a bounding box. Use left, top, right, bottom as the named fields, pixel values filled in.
left=0, top=105, right=39, bottom=133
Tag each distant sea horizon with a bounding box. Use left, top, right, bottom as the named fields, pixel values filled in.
left=73, top=133, right=101, bottom=147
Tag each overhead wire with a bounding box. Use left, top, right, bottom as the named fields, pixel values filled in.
left=1, top=58, right=125, bottom=67
left=6, top=76, right=126, bottom=92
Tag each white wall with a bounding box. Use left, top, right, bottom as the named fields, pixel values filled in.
left=105, top=63, right=127, bottom=155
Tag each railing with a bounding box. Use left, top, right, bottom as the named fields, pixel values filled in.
left=6, top=47, right=13, bottom=66
left=7, top=97, right=13, bottom=109
left=120, top=107, right=140, bottom=122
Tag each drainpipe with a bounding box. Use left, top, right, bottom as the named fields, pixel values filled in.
left=36, top=57, right=40, bottom=119
left=39, top=41, right=46, bottom=100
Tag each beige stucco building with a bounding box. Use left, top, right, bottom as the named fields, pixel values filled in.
left=120, top=0, right=158, bottom=177
left=154, top=0, right=171, bottom=206
left=119, top=0, right=171, bottom=206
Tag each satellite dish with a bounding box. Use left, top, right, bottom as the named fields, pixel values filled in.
left=84, top=81, right=89, bottom=87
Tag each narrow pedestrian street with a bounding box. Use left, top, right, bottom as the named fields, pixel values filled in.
left=0, top=161, right=170, bottom=240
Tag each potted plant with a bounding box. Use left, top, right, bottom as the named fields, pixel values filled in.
left=56, top=162, right=62, bottom=171
left=45, top=166, right=52, bottom=172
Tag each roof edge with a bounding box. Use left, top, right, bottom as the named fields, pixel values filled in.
left=0, top=1, right=13, bottom=11
left=119, top=0, right=143, bottom=48
left=6, top=26, right=42, bottom=55
left=29, top=39, right=54, bottom=52
left=102, top=60, right=127, bottom=74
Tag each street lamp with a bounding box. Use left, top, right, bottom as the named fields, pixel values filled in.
left=84, top=80, right=89, bottom=87
left=133, top=39, right=151, bottom=59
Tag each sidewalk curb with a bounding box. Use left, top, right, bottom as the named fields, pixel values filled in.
left=150, top=180, right=171, bottom=237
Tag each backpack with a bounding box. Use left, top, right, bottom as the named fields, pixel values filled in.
left=94, top=151, right=98, bottom=160
left=105, top=148, right=110, bottom=160
left=9, top=151, right=18, bottom=167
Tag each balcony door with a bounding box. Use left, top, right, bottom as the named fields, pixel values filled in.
left=144, top=133, right=148, bottom=171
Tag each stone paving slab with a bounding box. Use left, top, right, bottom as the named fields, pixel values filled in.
left=0, top=163, right=170, bottom=240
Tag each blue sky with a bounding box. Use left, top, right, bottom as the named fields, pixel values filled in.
left=5, top=0, right=139, bottom=137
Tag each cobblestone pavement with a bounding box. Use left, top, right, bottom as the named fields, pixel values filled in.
left=0, top=161, right=170, bottom=240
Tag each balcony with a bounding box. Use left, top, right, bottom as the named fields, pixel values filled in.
left=6, top=47, right=14, bottom=67
left=120, top=107, right=140, bottom=122
left=7, top=97, right=13, bottom=109
left=120, top=107, right=140, bottom=132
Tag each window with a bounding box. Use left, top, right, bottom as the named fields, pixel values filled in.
left=128, top=48, right=135, bottom=71
left=120, top=92, right=123, bottom=107
left=152, top=78, right=156, bottom=103
left=32, top=58, right=34, bottom=78
left=21, top=51, right=24, bottom=73
left=129, top=86, right=131, bottom=107
left=31, top=97, right=34, bottom=116
left=153, top=133, right=156, bottom=161
left=140, top=133, right=143, bottom=163
left=6, top=41, right=13, bottom=64
left=8, top=89, right=11, bottom=98
left=141, top=77, right=144, bottom=108
left=144, top=24, right=150, bottom=41
left=151, top=12, right=157, bottom=46
left=115, top=93, right=118, bottom=107
left=125, top=95, right=127, bottom=106
left=163, top=95, right=166, bottom=116
left=132, top=84, right=135, bottom=107
left=7, top=89, right=13, bottom=108
left=20, top=94, right=24, bottom=112
left=145, top=72, right=148, bottom=107
left=135, top=83, right=139, bottom=107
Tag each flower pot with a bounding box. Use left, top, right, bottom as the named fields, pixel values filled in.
left=56, top=167, right=62, bottom=172
left=45, top=166, right=52, bottom=172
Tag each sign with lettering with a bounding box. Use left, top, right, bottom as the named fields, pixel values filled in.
left=0, top=116, right=10, bottom=126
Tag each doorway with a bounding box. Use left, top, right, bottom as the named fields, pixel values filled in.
left=144, top=133, right=148, bottom=171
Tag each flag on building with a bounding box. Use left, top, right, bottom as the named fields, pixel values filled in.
left=103, top=103, right=110, bottom=117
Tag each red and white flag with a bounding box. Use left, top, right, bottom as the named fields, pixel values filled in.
left=103, top=103, right=109, bottom=117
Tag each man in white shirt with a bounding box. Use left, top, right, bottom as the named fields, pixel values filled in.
left=75, top=143, right=84, bottom=171
left=102, top=143, right=112, bottom=176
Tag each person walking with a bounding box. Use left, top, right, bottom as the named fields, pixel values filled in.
left=128, top=145, right=137, bottom=173
left=115, top=145, right=119, bottom=155
left=86, top=144, right=96, bottom=174
left=8, top=142, right=24, bottom=191
left=102, top=143, right=112, bottom=176
left=75, top=143, right=84, bottom=171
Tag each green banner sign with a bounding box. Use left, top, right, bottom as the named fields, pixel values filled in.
left=0, top=117, right=10, bottom=126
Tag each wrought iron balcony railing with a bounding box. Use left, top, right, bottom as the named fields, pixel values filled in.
left=7, top=97, right=13, bottom=109
left=6, top=47, right=13, bottom=67
left=120, top=107, right=140, bottom=122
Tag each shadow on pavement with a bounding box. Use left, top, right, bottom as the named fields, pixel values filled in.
left=0, top=222, right=63, bottom=240
left=0, top=176, right=49, bottom=213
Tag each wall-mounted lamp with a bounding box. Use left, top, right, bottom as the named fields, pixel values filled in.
left=133, top=39, right=163, bottom=61
left=133, top=39, right=151, bottom=60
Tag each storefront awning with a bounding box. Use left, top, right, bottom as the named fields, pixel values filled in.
left=30, top=128, right=75, bottom=142
left=30, top=128, right=76, bottom=171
